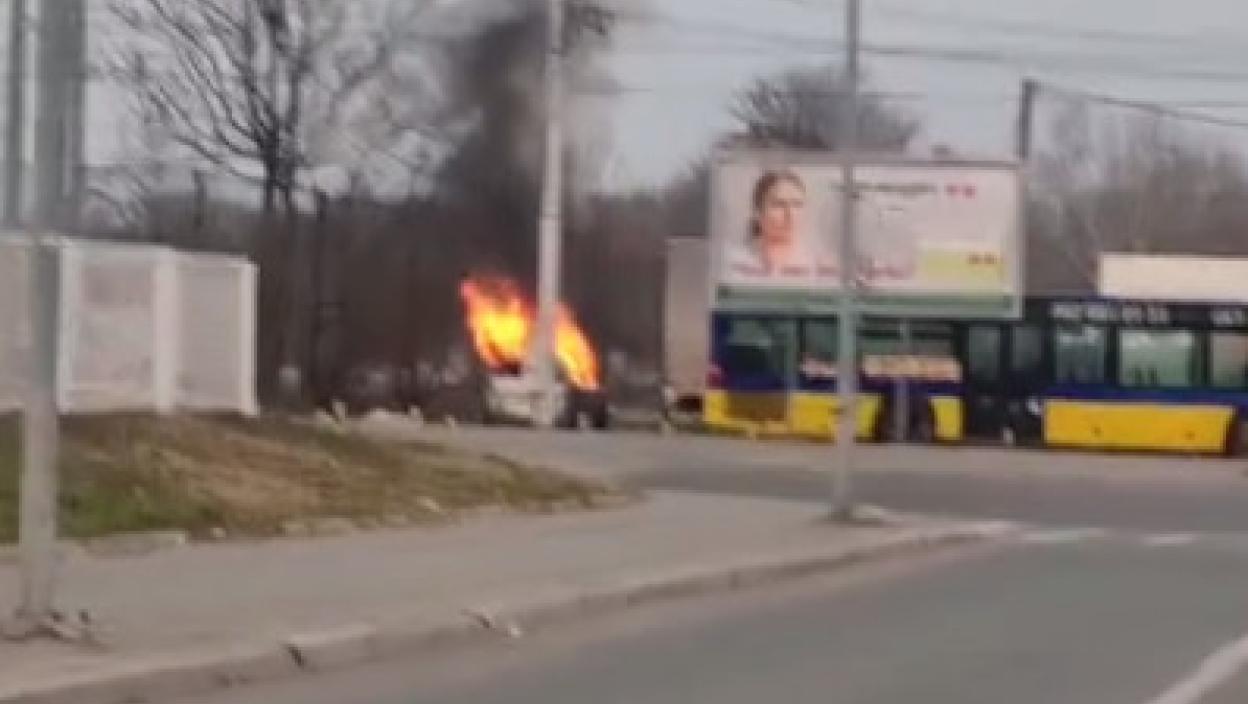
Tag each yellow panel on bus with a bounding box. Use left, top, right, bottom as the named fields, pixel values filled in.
left=788, top=392, right=882, bottom=440
left=703, top=391, right=879, bottom=440
left=1045, top=400, right=1233, bottom=453
left=704, top=391, right=965, bottom=442
left=930, top=396, right=964, bottom=442
left=702, top=391, right=793, bottom=437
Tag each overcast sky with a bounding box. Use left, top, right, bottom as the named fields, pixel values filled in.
left=595, top=0, right=1248, bottom=188
left=12, top=0, right=1248, bottom=196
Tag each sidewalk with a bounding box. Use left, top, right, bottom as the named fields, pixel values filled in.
left=0, top=493, right=988, bottom=704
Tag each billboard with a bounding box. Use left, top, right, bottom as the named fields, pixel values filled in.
left=710, top=151, right=1023, bottom=318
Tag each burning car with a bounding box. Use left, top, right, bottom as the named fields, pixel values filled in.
left=460, top=276, right=608, bottom=429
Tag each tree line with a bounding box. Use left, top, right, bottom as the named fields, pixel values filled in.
left=83, top=0, right=1248, bottom=411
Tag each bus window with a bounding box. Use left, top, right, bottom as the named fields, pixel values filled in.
left=719, top=318, right=796, bottom=386
left=967, top=325, right=1002, bottom=384
left=859, top=321, right=955, bottom=358
left=1054, top=325, right=1107, bottom=385
left=1119, top=329, right=1199, bottom=389
left=911, top=335, right=956, bottom=358
left=1210, top=333, right=1248, bottom=390
left=1011, top=325, right=1044, bottom=378
left=801, top=319, right=837, bottom=381
left=860, top=321, right=899, bottom=357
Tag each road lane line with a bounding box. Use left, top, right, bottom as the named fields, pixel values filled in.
left=1019, top=528, right=1108, bottom=545
left=969, top=520, right=1024, bottom=538
left=1143, top=632, right=1248, bottom=704
left=1142, top=534, right=1198, bottom=548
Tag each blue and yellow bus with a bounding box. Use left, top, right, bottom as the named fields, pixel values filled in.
left=705, top=296, right=1248, bottom=454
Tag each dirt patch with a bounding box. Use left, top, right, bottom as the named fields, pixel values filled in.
left=0, top=414, right=614, bottom=542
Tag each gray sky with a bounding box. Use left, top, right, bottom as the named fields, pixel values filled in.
left=13, top=0, right=1248, bottom=197
left=596, top=0, right=1248, bottom=188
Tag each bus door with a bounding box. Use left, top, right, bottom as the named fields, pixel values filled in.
left=710, top=315, right=796, bottom=425
left=1003, top=323, right=1047, bottom=444
left=964, top=322, right=1049, bottom=443
left=963, top=324, right=1006, bottom=440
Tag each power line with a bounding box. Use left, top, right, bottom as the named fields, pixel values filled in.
left=612, top=6, right=1231, bottom=60
left=571, top=83, right=1019, bottom=105
left=610, top=10, right=1248, bottom=86
left=611, top=38, right=1248, bottom=86
left=870, top=1, right=1248, bottom=54
left=572, top=79, right=1248, bottom=130
left=1036, top=80, right=1248, bottom=132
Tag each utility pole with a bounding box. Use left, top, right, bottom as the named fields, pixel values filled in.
left=7, top=0, right=79, bottom=638
left=534, top=0, right=565, bottom=428
left=892, top=319, right=911, bottom=442
left=4, top=0, right=27, bottom=226
left=1017, top=78, right=1039, bottom=162
left=831, top=0, right=861, bottom=520
left=64, top=0, right=86, bottom=231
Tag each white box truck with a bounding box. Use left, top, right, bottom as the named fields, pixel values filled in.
left=663, top=235, right=710, bottom=414
left=1100, top=253, right=1248, bottom=302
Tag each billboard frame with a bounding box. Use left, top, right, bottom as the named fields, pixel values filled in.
left=708, top=148, right=1025, bottom=321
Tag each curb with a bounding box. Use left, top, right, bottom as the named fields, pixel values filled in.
left=0, top=523, right=998, bottom=704
left=0, top=533, right=191, bottom=566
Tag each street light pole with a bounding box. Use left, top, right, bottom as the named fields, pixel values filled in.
left=4, top=0, right=27, bottom=227
left=8, top=0, right=78, bottom=637
left=534, top=0, right=565, bottom=428
left=831, top=0, right=861, bottom=519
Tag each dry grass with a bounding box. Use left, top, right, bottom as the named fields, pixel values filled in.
left=0, top=414, right=612, bottom=542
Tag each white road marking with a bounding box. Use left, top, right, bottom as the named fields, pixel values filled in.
left=1019, top=528, right=1108, bottom=545
left=970, top=520, right=1025, bottom=538
left=1143, top=632, right=1248, bottom=704
left=1142, top=534, right=1198, bottom=548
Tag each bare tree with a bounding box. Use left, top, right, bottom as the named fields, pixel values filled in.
left=106, top=0, right=447, bottom=399
left=108, top=0, right=442, bottom=213
left=1029, top=104, right=1248, bottom=293
left=649, top=66, right=920, bottom=237
left=730, top=65, right=919, bottom=152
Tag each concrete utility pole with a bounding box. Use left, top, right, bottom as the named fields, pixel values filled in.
left=893, top=319, right=911, bottom=442
left=534, top=0, right=565, bottom=428
left=4, top=0, right=27, bottom=226
left=64, top=0, right=85, bottom=230
left=7, top=0, right=80, bottom=637
left=1017, top=78, right=1039, bottom=162
left=831, top=0, right=861, bottom=519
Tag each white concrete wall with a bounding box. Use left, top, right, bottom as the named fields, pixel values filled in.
left=0, top=237, right=256, bottom=415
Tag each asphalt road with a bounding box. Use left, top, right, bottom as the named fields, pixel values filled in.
left=403, top=426, right=1248, bottom=535
left=638, top=464, right=1248, bottom=535
left=183, top=536, right=1248, bottom=704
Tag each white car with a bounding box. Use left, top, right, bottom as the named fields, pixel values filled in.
left=481, top=364, right=608, bottom=430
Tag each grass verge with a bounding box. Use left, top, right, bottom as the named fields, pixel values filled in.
left=0, top=413, right=614, bottom=543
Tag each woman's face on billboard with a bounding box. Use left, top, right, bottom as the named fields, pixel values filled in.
left=756, top=177, right=805, bottom=252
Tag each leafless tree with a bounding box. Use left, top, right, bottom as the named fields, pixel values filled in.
left=1028, top=103, right=1248, bottom=293
left=106, top=0, right=448, bottom=399
left=107, top=0, right=442, bottom=214
left=730, top=65, right=919, bottom=152
left=642, top=68, right=919, bottom=243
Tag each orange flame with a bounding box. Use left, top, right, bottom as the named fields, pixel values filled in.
left=459, top=276, right=601, bottom=391
left=554, top=306, right=601, bottom=392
